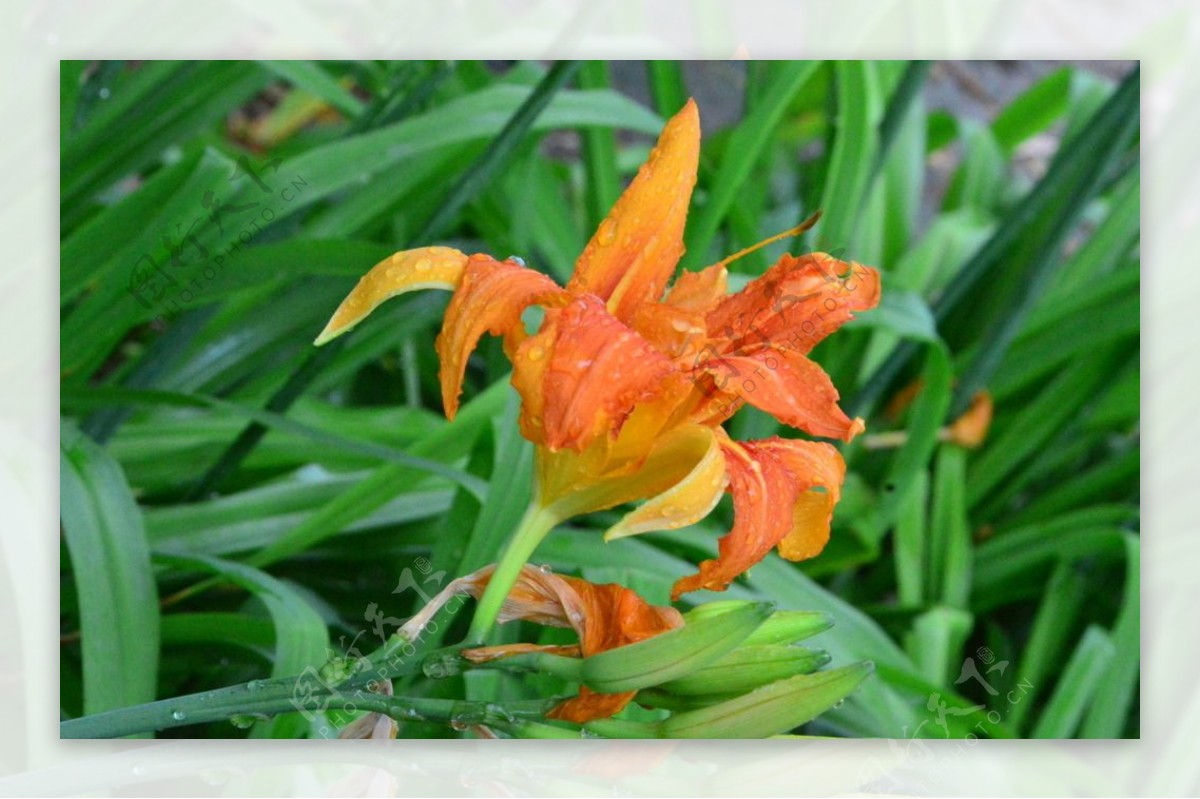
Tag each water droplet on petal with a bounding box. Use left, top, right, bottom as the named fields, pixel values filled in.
left=507, top=255, right=526, bottom=266
left=527, top=345, right=545, bottom=362
left=597, top=219, right=618, bottom=246
left=414, top=258, right=432, bottom=273
left=538, top=563, right=553, bottom=573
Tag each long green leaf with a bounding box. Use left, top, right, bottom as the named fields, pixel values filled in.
left=60, top=423, right=160, bottom=725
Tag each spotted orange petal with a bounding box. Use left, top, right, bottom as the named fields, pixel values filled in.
left=699, top=345, right=865, bottom=442
left=756, top=437, right=846, bottom=562
left=567, top=99, right=700, bottom=323
left=671, top=433, right=797, bottom=600
left=514, top=294, right=679, bottom=453
left=705, top=252, right=880, bottom=355
left=314, top=246, right=470, bottom=345
left=629, top=302, right=708, bottom=362
left=435, top=254, right=565, bottom=419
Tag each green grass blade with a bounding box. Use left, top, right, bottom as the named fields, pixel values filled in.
left=929, top=445, right=972, bottom=609
left=1008, top=559, right=1090, bottom=731
left=683, top=61, right=818, bottom=268
left=258, top=60, right=364, bottom=118
left=154, top=553, right=329, bottom=738
left=421, top=60, right=581, bottom=240
left=813, top=61, right=881, bottom=256
left=577, top=61, right=622, bottom=231
left=1031, top=626, right=1115, bottom=739
left=60, top=423, right=160, bottom=727
left=1081, top=534, right=1140, bottom=737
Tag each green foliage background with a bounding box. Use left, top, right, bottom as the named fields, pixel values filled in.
left=59, top=60, right=1140, bottom=739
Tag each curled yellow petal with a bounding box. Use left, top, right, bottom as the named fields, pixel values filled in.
left=314, top=246, right=468, bottom=345
left=604, top=425, right=728, bottom=541
left=541, top=420, right=710, bottom=521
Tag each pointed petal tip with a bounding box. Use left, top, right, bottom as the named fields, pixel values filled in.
left=313, top=325, right=339, bottom=347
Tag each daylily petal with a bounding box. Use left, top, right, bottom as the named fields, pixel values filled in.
left=755, top=437, right=846, bottom=562
left=408, top=564, right=681, bottom=724
left=567, top=100, right=700, bottom=323
left=671, top=433, right=797, bottom=600
left=705, top=252, right=880, bottom=355
left=548, top=687, right=637, bottom=724
left=338, top=679, right=398, bottom=739
left=314, top=246, right=469, bottom=345
left=461, top=643, right=581, bottom=662
left=540, top=420, right=712, bottom=519
left=630, top=302, right=708, bottom=362
left=665, top=264, right=729, bottom=313
left=436, top=254, right=565, bottom=419
left=699, top=345, right=865, bottom=442
left=516, top=294, right=679, bottom=453
left=604, top=424, right=728, bottom=540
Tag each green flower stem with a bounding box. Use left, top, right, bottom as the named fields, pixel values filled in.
left=466, top=502, right=560, bottom=643
left=500, top=718, right=585, bottom=739
left=60, top=665, right=562, bottom=739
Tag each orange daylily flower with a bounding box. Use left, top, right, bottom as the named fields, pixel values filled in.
left=399, top=564, right=683, bottom=723
left=316, top=99, right=880, bottom=599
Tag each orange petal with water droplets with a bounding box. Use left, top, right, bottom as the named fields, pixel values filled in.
left=630, top=302, right=708, bottom=362
left=604, top=424, right=727, bottom=540
left=518, top=294, right=679, bottom=453
left=436, top=254, right=564, bottom=419
left=314, top=246, right=469, bottom=345
left=567, top=100, right=700, bottom=323
left=705, top=252, right=880, bottom=355
left=756, top=437, right=846, bottom=562
left=671, top=433, right=796, bottom=600
left=700, top=346, right=865, bottom=442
